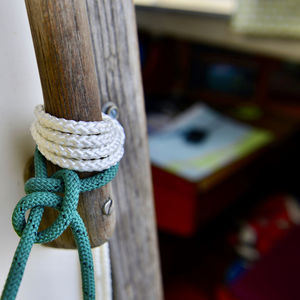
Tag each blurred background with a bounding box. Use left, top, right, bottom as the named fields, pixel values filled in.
left=135, top=1, right=300, bottom=299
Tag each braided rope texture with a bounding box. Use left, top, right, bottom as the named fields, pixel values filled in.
left=31, top=105, right=125, bottom=172
left=1, top=149, right=119, bottom=300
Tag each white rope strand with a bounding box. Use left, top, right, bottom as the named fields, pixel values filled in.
left=31, top=105, right=125, bottom=172
left=93, top=243, right=112, bottom=300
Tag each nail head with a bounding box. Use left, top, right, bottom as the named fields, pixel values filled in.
left=102, top=198, right=113, bottom=215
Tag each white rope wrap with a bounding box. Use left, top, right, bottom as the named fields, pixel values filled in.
left=31, top=105, right=125, bottom=172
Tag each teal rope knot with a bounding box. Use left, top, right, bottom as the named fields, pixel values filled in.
left=1, top=148, right=119, bottom=300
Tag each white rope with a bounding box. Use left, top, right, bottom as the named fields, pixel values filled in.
left=31, top=105, right=125, bottom=172
left=93, top=243, right=112, bottom=300
left=32, top=105, right=118, bottom=299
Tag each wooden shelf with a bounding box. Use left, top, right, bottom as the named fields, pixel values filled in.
left=134, top=0, right=235, bottom=16
left=136, top=7, right=300, bottom=63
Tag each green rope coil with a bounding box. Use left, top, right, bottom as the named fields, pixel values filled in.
left=1, top=148, right=119, bottom=300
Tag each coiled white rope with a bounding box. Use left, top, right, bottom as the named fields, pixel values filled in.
left=31, top=104, right=124, bottom=299
left=31, top=105, right=125, bottom=172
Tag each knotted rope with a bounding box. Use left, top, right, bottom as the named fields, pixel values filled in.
left=1, top=105, right=125, bottom=300
left=1, top=149, right=119, bottom=300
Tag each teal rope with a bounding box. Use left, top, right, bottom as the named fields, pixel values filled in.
left=1, top=148, right=119, bottom=300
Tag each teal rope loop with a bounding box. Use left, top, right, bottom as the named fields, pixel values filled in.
left=1, top=148, right=119, bottom=300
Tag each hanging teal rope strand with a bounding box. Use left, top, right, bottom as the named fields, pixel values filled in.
left=1, top=148, right=119, bottom=300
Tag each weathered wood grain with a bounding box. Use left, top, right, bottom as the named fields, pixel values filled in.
left=25, top=0, right=115, bottom=248
left=85, top=1, right=163, bottom=299
left=25, top=0, right=163, bottom=298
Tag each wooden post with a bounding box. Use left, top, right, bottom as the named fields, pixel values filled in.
left=25, top=0, right=115, bottom=248
left=25, top=0, right=163, bottom=299
left=85, top=1, right=163, bottom=298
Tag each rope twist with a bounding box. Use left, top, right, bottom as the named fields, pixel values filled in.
left=31, top=105, right=125, bottom=172
left=1, top=104, right=125, bottom=300
left=1, top=149, right=119, bottom=300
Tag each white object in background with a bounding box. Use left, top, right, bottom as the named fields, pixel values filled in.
left=0, top=2, right=110, bottom=299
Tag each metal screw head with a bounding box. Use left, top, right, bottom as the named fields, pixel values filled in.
left=102, top=198, right=113, bottom=215
left=102, top=102, right=119, bottom=120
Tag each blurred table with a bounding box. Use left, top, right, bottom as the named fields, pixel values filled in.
left=152, top=106, right=300, bottom=236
